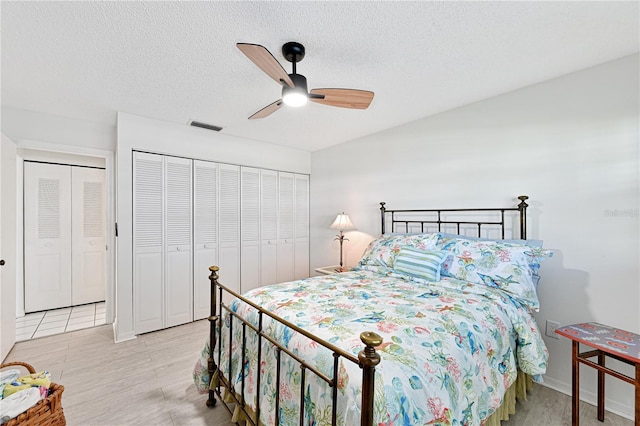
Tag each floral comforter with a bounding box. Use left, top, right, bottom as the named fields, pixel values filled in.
left=193, top=269, right=548, bottom=425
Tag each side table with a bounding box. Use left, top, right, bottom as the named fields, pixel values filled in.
left=555, top=322, right=639, bottom=425
left=314, top=265, right=354, bottom=275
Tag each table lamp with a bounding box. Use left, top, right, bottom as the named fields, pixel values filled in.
left=330, top=212, right=356, bottom=272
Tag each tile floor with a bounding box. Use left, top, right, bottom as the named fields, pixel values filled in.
left=15, top=302, right=106, bottom=341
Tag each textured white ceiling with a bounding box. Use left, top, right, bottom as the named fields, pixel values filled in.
left=2, top=1, right=638, bottom=151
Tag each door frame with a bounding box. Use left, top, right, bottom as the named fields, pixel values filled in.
left=16, top=140, right=115, bottom=324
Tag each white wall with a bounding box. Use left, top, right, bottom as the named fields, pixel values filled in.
left=115, top=113, right=311, bottom=342
left=2, top=108, right=115, bottom=152
left=310, top=54, right=639, bottom=419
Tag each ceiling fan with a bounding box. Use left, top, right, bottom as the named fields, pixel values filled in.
left=237, top=42, right=375, bottom=119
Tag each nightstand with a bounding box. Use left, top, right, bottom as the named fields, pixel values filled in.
left=314, top=265, right=354, bottom=275
left=555, top=322, right=640, bottom=425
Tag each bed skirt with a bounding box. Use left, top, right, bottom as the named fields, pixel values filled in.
left=485, top=371, right=533, bottom=425
left=209, top=368, right=533, bottom=425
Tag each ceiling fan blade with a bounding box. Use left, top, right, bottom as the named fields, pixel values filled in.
left=309, top=88, right=374, bottom=109
left=237, top=43, right=294, bottom=88
left=249, top=99, right=284, bottom=120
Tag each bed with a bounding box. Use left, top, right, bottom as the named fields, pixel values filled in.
left=193, top=196, right=552, bottom=425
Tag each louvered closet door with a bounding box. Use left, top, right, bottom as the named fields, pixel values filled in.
left=193, top=160, right=217, bottom=320
left=241, top=167, right=261, bottom=293
left=277, top=172, right=295, bottom=283
left=71, top=167, right=106, bottom=305
left=260, top=169, right=278, bottom=287
left=133, top=152, right=164, bottom=334
left=294, top=174, right=310, bottom=280
left=24, top=162, right=72, bottom=312
left=164, top=156, right=193, bottom=327
left=218, top=164, right=240, bottom=295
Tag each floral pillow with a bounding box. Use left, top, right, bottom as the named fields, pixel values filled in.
left=357, top=233, right=440, bottom=271
left=435, top=236, right=553, bottom=311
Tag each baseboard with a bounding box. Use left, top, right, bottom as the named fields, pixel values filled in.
left=112, top=322, right=137, bottom=343
left=540, top=376, right=634, bottom=421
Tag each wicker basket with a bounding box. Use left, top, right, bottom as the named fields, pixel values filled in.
left=0, top=361, right=66, bottom=426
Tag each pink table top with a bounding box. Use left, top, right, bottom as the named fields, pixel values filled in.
left=555, top=322, right=640, bottom=364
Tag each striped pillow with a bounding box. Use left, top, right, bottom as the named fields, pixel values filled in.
left=394, top=247, right=448, bottom=282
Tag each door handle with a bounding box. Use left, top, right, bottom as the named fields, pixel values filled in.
left=0, top=259, right=5, bottom=266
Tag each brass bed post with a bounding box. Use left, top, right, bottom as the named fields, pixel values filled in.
left=207, top=266, right=220, bottom=407
left=359, top=331, right=383, bottom=426
left=380, top=202, right=386, bottom=235
left=517, top=195, right=529, bottom=239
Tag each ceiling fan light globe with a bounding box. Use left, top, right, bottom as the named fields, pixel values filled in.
left=283, top=92, right=308, bottom=107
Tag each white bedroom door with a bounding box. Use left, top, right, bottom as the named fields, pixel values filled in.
left=133, top=152, right=194, bottom=332
left=164, top=156, right=193, bottom=328
left=24, top=162, right=73, bottom=312
left=133, top=152, right=164, bottom=333
left=71, top=167, right=106, bottom=305
left=1, top=133, right=17, bottom=361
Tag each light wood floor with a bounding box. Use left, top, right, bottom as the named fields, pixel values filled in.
left=4, top=320, right=633, bottom=425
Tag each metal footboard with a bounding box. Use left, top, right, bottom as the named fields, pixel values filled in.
left=206, top=265, right=382, bottom=426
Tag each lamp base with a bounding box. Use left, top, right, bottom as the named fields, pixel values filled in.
left=334, top=231, right=349, bottom=273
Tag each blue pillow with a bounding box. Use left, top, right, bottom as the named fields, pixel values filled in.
left=394, top=247, right=448, bottom=282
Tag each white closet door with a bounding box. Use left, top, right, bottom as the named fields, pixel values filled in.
left=133, top=152, right=164, bottom=334
left=241, top=167, right=261, bottom=293
left=24, top=162, right=72, bottom=312
left=277, top=172, right=295, bottom=283
left=71, top=167, right=106, bottom=305
left=164, top=156, right=193, bottom=327
left=294, top=174, right=310, bottom=280
left=260, top=169, right=278, bottom=287
left=193, top=160, right=217, bottom=320
left=218, top=164, right=240, bottom=295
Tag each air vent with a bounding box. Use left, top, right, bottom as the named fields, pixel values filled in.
left=189, top=121, right=223, bottom=132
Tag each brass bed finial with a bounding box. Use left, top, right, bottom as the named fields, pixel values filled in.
left=209, top=265, right=219, bottom=279
left=360, top=331, right=383, bottom=350
left=517, top=196, right=529, bottom=240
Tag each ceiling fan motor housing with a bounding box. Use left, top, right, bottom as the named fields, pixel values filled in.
left=282, top=41, right=305, bottom=63
left=286, top=73, right=307, bottom=92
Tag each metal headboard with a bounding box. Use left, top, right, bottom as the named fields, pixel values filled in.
left=380, top=195, right=529, bottom=239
